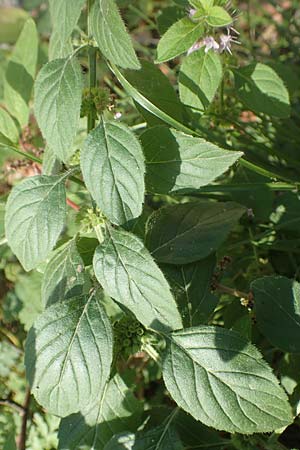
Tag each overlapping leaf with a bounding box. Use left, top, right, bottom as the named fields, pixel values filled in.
left=5, top=175, right=67, bottom=271
left=42, top=239, right=88, bottom=307
left=156, top=17, right=204, bottom=63
left=163, top=326, right=293, bottom=433
left=90, top=0, right=140, bottom=69
left=93, top=228, right=183, bottom=332
left=25, top=292, right=113, bottom=417
left=58, top=374, right=142, bottom=449
left=34, top=56, right=83, bottom=162
left=146, top=201, right=245, bottom=264
left=252, top=276, right=300, bottom=353
left=179, top=48, right=223, bottom=112
left=4, top=18, right=38, bottom=127
left=81, top=119, right=145, bottom=225
left=141, top=127, right=242, bottom=194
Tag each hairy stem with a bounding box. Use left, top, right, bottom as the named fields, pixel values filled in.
left=214, top=282, right=250, bottom=300
left=17, top=387, right=31, bottom=450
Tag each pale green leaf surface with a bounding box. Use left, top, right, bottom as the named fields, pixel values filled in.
left=179, top=48, right=223, bottom=112
left=141, top=127, right=242, bottom=194
left=146, top=201, right=245, bottom=264
left=93, top=228, right=183, bottom=332
left=4, top=18, right=38, bottom=127
left=206, top=6, right=232, bottom=27
left=16, top=272, right=43, bottom=331
left=58, top=374, right=142, bottom=449
left=80, top=119, right=145, bottom=225
left=156, top=17, right=204, bottom=63
left=5, top=175, right=67, bottom=271
left=34, top=56, right=83, bottom=162
left=0, top=108, right=19, bottom=144
left=42, top=239, right=88, bottom=307
left=161, top=254, right=218, bottom=327
left=90, top=0, right=140, bottom=69
left=49, top=0, right=85, bottom=59
left=25, top=292, right=113, bottom=417
left=105, top=426, right=184, bottom=450
left=163, top=326, right=293, bottom=433
left=42, top=146, right=62, bottom=176
left=234, top=63, right=291, bottom=118
left=252, top=276, right=300, bottom=353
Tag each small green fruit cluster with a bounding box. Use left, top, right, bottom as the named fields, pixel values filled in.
left=114, top=316, right=146, bottom=359
left=80, top=87, right=111, bottom=119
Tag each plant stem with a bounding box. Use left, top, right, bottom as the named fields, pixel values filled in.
left=214, top=282, right=250, bottom=300
left=0, top=399, right=24, bottom=414
left=17, top=387, right=31, bottom=450
left=87, top=0, right=97, bottom=133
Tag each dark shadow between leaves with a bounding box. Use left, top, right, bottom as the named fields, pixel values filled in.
left=142, top=126, right=181, bottom=194
left=213, top=325, right=249, bottom=362
left=178, top=71, right=210, bottom=111
left=58, top=389, right=143, bottom=449
left=6, top=61, right=34, bottom=104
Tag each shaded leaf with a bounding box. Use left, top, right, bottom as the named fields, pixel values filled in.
left=141, top=127, right=242, bottom=194
left=146, top=201, right=245, bottom=264
left=25, top=291, right=113, bottom=417
left=4, top=18, right=38, bottom=127
left=161, top=254, right=218, bottom=327
left=234, top=63, right=290, bottom=118
left=58, top=374, right=142, bottom=449
left=179, top=48, right=223, bottom=112
left=252, top=276, right=300, bottom=353
left=93, top=228, right=182, bottom=332
left=41, top=239, right=88, bottom=307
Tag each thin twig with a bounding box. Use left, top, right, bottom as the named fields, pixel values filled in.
left=214, top=282, right=250, bottom=299
left=0, top=399, right=24, bottom=414
left=17, top=387, right=31, bottom=450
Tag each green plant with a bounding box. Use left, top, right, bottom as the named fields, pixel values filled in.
left=1, top=0, right=300, bottom=449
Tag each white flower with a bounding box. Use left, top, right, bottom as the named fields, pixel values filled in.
left=187, top=36, right=220, bottom=56
left=202, top=36, right=220, bottom=53
left=187, top=41, right=202, bottom=55
left=114, top=112, right=122, bottom=120
left=188, top=8, right=197, bottom=18
left=219, top=30, right=240, bottom=54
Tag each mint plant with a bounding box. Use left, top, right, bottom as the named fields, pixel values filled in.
left=1, top=0, right=300, bottom=449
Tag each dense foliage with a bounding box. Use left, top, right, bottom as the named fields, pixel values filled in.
left=0, top=1, right=300, bottom=449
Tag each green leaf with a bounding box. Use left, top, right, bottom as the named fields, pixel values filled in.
left=163, top=326, right=293, bottom=433
left=25, top=291, right=113, bottom=417
left=76, top=237, right=99, bottom=266
left=41, top=239, right=88, bottom=307
left=90, top=0, right=140, bottom=69
left=234, top=63, right=291, bottom=118
left=58, top=374, right=142, bottom=449
left=93, top=228, right=183, bottom=332
left=34, top=56, right=83, bottom=162
left=4, top=18, right=38, bottom=127
left=16, top=272, right=43, bottom=331
left=5, top=175, right=67, bottom=271
left=146, top=201, right=245, bottom=264
left=252, top=276, right=300, bottom=353
left=206, top=6, right=232, bottom=27
left=105, top=426, right=184, bottom=450
left=80, top=119, right=145, bottom=226
left=156, top=17, right=204, bottom=63
left=0, top=108, right=19, bottom=144
left=49, top=0, right=85, bottom=59
left=157, top=6, right=186, bottom=36
left=179, top=48, right=223, bottom=112
left=42, top=146, right=62, bottom=176
left=161, top=255, right=218, bottom=327
left=141, top=127, right=242, bottom=194
left=125, top=60, right=184, bottom=126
